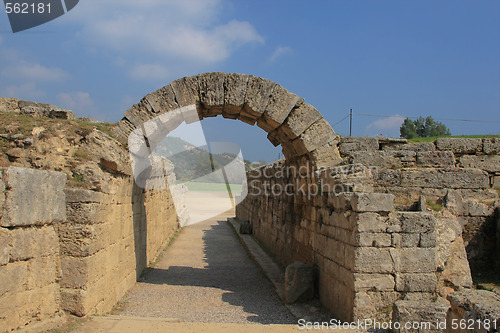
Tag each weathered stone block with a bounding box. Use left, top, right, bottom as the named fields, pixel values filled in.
left=390, top=248, right=436, bottom=273
left=308, top=140, right=343, bottom=169
left=395, top=212, right=435, bottom=233
left=416, top=151, right=456, bottom=167
left=223, top=73, right=250, bottom=117
left=353, top=273, right=395, bottom=292
left=144, top=84, right=179, bottom=114
left=10, top=226, right=58, bottom=261
left=1, top=167, right=66, bottom=227
left=435, top=138, right=482, bottom=154
left=292, top=119, right=336, bottom=155
left=395, top=273, right=437, bottom=292
left=460, top=154, right=500, bottom=173
left=281, top=103, right=322, bottom=140
left=198, top=72, right=226, bottom=111
left=393, top=299, right=449, bottom=333
left=170, top=75, right=201, bottom=107
left=382, top=142, right=436, bottom=152
left=65, top=188, right=102, bottom=203
left=351, top=193, right=394, bottom=212
left=353, top=213, right=387, bottom=233
left=258, top=85, right=303, bottom=132
left=285, top=261, right=314, bottom=304
left=243, top=76, right=276, bottom=120
left=356, top=232, right=391, bottom=247
left=0, top=227, right=10, bottom=266
left=354, top=247, right=394, bottom=273
left=339, top=137, right=379, bottom=156
left=392, top=233, right=420, bottom=248
left=483, top=138, right=500, bottom=155
left=352, top=151, right=416, bottom=169
left=401, top=168, right=489, bottom=189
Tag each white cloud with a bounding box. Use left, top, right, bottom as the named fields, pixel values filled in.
left=128, top=64, right=169, bottom=80
left=2, top=63, right=69, bottom=82
left=367, top=115, right=405, bottom=130
left=64, top=1, right=264, bottom=64
left=268, top=46, right=292, bottom=63
left=2, top=83, right=45, bottom=99
left=57, top=91, right=95, bottom=115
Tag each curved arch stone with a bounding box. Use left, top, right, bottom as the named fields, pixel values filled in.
left=112, top=72, right=341, bottom=167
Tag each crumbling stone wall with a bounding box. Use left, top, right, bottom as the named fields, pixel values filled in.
left=237, top=137, right=499, bottom=323
left=0, top=167, right=66, bottom=332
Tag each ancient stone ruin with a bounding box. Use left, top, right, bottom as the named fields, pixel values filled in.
left=0, top=73, right=499, bottom=332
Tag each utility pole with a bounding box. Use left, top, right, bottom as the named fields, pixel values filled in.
left=349, top=109, right=352, bottom=136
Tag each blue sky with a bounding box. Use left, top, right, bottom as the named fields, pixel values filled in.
left=1, top=0, right=499, bottom=162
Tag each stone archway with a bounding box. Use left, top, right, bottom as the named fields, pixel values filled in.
left=111, top=72, right=341, bottom=168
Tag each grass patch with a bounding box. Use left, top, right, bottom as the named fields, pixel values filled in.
left=408, top=134, right=497, bottom=143
left=426, top=198, right=443, bottom=212
left=183, top=181, right=243, bottom=193
left=73, top=148, right=90, bottom=160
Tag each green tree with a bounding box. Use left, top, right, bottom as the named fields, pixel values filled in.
left=400, top=116, right=450, bottom=139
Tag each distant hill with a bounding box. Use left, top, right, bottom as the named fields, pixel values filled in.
left=153, top=136, right=251, bottom=183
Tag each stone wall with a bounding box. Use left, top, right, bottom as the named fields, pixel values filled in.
left=0, top=167, right=66, bottom=332
left=57, top=177, right=179, bottom=316
left=236, top=137, right=499, bottom=322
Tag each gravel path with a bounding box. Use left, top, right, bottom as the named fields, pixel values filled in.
left=118, top=211, right=296, bottom=324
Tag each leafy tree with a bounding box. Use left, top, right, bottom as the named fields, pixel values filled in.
left=400, top=116, right=450, bottom=139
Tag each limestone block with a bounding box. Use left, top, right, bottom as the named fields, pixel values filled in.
left=1, top=167, right=66, bottom=227
left=401, top=168, right=489, bottom=189
left=10, top=226, right=58, bottom=261
left=339, top=137, right=379, bottom=156
left=356, top=232, right=391, bottom=247
left=308, top=140, right=343, bottom=169
left=0, top=227, right=10, bottom=266
left=395, top=273, right=437, bottom=292
left=85, top=129, right=132, bottom=176
left=281, top=103, right=322, bottom=140
left=0, top=261, right=27, bottom=297
left=26, top=255, right=59, bottom=290
left=392, top=233, right=420, bottom=248
left=258, top=85, right=303, bottom=132
left=285, top=261, right=314, bottom=303
left=223, top=73, right=250, bottom=117
left=243, top=76, right=276, bottom=120
left=393, top=299, right=450, bottom=333
left=65, top=188, right=102, bottom=203
left=351, top=193, right=394, bottom=212
left=390, top=248, right=436, bottom=273
left=353, top=273, right=395, bottom=292
left=416, top=151, right=456, bottom=167
left=144, top=84, right=179, bottom=114
left=198, top=72, right=226, bottom=114
left=291, top=119, right=336, bottom=155
left=460, top=154, right=500, bottom=173
left=170, top=75, right=201, bottom=107
left=395, top=212, right=435, bottom=233
left=352, top=150, right=416, bottom=169
left=446, top=289, right=500, bottom=331
left=354, top=247, right=394, bottom=273
left=483, top=138, right=500, bottom=155
left=353, top=213, right=387, bottom=233
left=124, top=102, right=155, bottom=127
left=435, top=138, right=482, bottom=154
left=111, top=117, right=136, bottom=142
left=382, top=142, right=436, bottom=152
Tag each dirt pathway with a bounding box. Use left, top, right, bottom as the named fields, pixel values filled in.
left=115, top=211, right=296, bottom=324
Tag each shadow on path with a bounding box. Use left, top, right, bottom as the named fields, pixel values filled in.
left=125, top=217, right=295, bottom=324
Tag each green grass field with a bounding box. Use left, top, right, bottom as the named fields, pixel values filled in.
left=408, top=134, right=497, bottom=143
left=183, top=182, right=244, bottom=193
